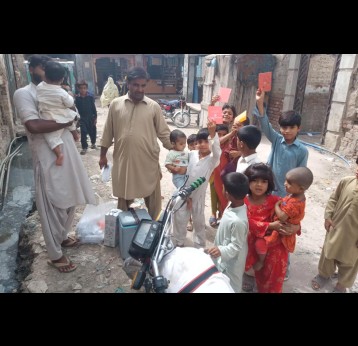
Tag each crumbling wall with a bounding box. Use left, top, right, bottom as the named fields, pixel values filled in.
left=201, top=54, right=276, bottom=126
left=338, top=63, right=358, bottom=161
left=0, top=55, right=15, bottom=162
left=300, top=54, right=336, bottom=132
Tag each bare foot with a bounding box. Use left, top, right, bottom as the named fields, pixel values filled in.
left=56, top=153, right=64, bottom=166
left=253, top=260, right=264, bottom=271
left=332, top=283, right=347, bottom=293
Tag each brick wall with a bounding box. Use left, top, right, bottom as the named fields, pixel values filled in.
left=300, top=54, right=336, bottom=132
left=267, top=54, right=289, bottom=130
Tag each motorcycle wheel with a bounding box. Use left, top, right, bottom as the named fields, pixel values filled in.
left=173, top=111, right=190, bottom=128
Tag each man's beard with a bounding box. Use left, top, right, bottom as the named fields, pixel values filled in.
left=32, top=73, right=43, bottom=85
left=129, top=91, right=144, bottom=102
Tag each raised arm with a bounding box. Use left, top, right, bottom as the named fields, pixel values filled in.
left=253, top=88, right=279, bottom=143
left=208, top=119, right=221, bottom=166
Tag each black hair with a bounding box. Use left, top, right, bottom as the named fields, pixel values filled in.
left=44, top=61, right=66, bottom=83
left=170, top=129, right=186, bottom=143
left=28, top=54, right=51, bottom=69
left=244, top=163, right=275, bottom=195
left=187, top=134, right=197, bottom=145
left=279, top=110, right=302, bottom=127
left=222, top=103, right=237, bottom=117
left=127, top=67, right=149, bottom=82
left=222, top=172, right=249, bottom=200
left=196, top=127, right=209, bottom=141
left=76, top=79, right=88, bottom=88
left=216, top=124, right=229, bottom=134
left=237, top=125, right=262, bottom=149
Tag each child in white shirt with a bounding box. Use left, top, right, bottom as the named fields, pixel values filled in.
left=37, top=61, right=78, bottom=166
left=172, top=120, right=221, bottom=248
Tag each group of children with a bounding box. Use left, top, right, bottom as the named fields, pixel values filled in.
left=168, top=86, right=358, bottom=294
left=165, top=89, right=315, bottom=293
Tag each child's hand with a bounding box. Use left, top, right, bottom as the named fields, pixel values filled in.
left=275, top=200, right=282, bottom=208
left=210, top=94, right=220, bottom=106
left=279, top=222, right=300, bottom=236
left=256, top=88, right=265, bottom=104
left=207, top=246, right=221, bottom=258
left=231, top=123, right=239, bottom=132
left=229, top=150, right=241, bottom=159
left=270, top=220, right=282, bottom=231
left=207, top=119, right=216, bottom=138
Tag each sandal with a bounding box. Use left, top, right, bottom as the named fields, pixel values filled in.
left=311, top=274, right=329, bottom=291
left=332, top=286, right=346, bottom=293
left=47, top=256, right=77, bottom=273
left=61, top=236, right=79, bottom=248
left=209, top=216, right=217, bottom=227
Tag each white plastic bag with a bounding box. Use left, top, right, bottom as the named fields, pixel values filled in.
left=76, top=200, right=117, bottom=244
left=101, top=162, right=112, bottom=183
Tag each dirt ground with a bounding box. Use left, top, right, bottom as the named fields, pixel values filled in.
left=18, top=100, right=358, bottom=293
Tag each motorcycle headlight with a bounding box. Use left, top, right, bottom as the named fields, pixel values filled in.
left=129, top=220, right=161, bottom=261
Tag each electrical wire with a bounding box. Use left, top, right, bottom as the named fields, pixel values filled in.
left=300, top=140, right=351, bottom=167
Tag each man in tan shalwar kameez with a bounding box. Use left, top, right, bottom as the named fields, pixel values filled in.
left=13, top=55, right=96, bottom=273
left=99, top=67, right=172, bottom=220
left=312, top=157, right=358, bottom=293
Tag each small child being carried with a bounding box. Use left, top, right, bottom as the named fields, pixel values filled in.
left=254, top=166, right=313, bottom=271
left=37, top=61, right=79, bottom=166
left=165, top=129, right=189, bottom=189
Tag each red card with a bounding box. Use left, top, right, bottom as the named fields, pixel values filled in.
left=219, top=87, right=232, bottom=103
left=259, top=72, right=272, bottom=92
left=208, top=106, right=223, bottom=124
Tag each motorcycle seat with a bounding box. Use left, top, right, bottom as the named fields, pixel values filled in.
left=158, top=99, right=179, bottom=107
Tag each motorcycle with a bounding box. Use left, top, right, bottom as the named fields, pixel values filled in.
left=129, top=177, right=214, bottom=293
left=157, top=96, right=191, bottom=128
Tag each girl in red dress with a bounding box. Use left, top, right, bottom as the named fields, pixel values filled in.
left=244, top=163, right=288, bottom=293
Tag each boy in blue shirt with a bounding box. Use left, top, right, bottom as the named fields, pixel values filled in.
left=254, top=88, right=308, bottom=280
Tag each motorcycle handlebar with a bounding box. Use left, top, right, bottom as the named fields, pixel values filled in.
left=178, top=177, right=206, bottom=199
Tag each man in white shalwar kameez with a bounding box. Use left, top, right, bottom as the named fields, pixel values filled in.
left=172, top=122, right=221, bottom=248
left=13, top=55, right=96, bottom=273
